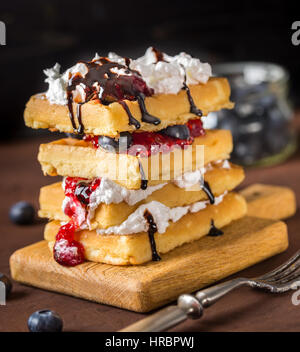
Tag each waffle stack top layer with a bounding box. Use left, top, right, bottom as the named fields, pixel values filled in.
left=25, top=78, right=233, bottom=136
left=24, top=47, right=233, bottom=137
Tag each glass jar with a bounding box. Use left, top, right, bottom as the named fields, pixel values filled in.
left=210, top=62, right=296, bottom=166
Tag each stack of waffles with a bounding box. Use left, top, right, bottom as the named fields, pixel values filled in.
left=24, top=48, right=247, bottom=266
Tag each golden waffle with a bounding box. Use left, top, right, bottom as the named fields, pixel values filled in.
left=39, top=162, right=245, bottom=229
left=44, top=192, right=247, bottom=265
left=25, top=78, right=233, bottom=137
left=38, top=129, right=233, bottom=189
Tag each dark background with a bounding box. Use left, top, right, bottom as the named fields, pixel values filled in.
left=0, top=0, right=299, bottom=140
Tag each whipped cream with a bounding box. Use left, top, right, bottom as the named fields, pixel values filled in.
left=221, top=159, right=231, bottom=169
left=54, top=239, right=79, bottom=256
left=110, top=47, right=212, bottom=94
left=173, top=160, right=231, bottom=189
left=43, top=47, right=212, bottom=105
left=62, top=176, right=166, bottom=208
left=173, top=168, right=205, bottom=188
left=62, top=160, right=231, bottom=225
left=61, top=176, right=166, bottom=229
left=97, top=192, right=227, bottom=236
left=89, top=177, right=166, bottom=208
left=129, top=50, right=185, bottom=94
left=44, top=62, right=88, bottom=105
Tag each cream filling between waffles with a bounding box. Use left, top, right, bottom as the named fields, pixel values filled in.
left=61, top=160, right=230, bottom=234
left=96, top=192, right=227, bottom=236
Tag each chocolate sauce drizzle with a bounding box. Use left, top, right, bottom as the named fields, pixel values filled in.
left=157, top=53, right=202, bottom=117
left=119, top=101, right=141, bottom=129
left=76, top=103, right=84, bottom=134
left=208, top=219, right=224, bottom=237
left=124, top=57, right=131, bottom=68
left=201, top=180, right=215, bottom=204
left=66, top=97, right=84, bottom=134
left=152, top=47, right=165, bottom=62
left=136, top=93, right=161, bottom=125
left=183, top=82, right=203, bottom=117
left=143, top=210, right=161, bottom=261
left=66, top=91, right=78, bottom=132
left=138, top=160, right=148, bottom=190
left=66, top=57, right=161, bottom=133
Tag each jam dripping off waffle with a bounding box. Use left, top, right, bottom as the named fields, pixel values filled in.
left=53, top=177, right=100, bottom=266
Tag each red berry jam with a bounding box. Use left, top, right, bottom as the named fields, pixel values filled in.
left=187, top=119, right=206, bottom=138
left=55, top=221, right=76, bottom=242
left=54, top=238, right=85, bottom=267
left=128, top=131, right=194, bottom=157
left=83, top=135, right=100, bottom=148
left=53, top=177, right=101, bottom=266
left=83, top=119, right=205, bottom=157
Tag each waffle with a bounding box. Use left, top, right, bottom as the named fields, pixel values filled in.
left=44, top=192, right=247, bottom=265
left=39, top=162, right=245, bottom=229
left=38, top=129, right=233, bottom=189
left=25, top=78, right=233, bottom=137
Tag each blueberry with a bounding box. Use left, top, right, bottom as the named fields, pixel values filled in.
left=28, top=310, right=63, bottom=332
left=161, top=125, right=190, bottom=140
left=98, top=135, right=119, bottom=151
left=99, top=132, right=133, bottom=152
left=9, top=201, right=35, bottom=225
left=264, top=126, right=290, bottom=154
left=266, top=106, right=286, bottom=128
left=0, top=273, right=12, bottom=298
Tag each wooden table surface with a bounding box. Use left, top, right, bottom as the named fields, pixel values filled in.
left=1, top=130, right=300, bottom=332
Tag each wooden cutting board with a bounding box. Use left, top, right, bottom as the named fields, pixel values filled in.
left=10, top=184, right=296, bottom=312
